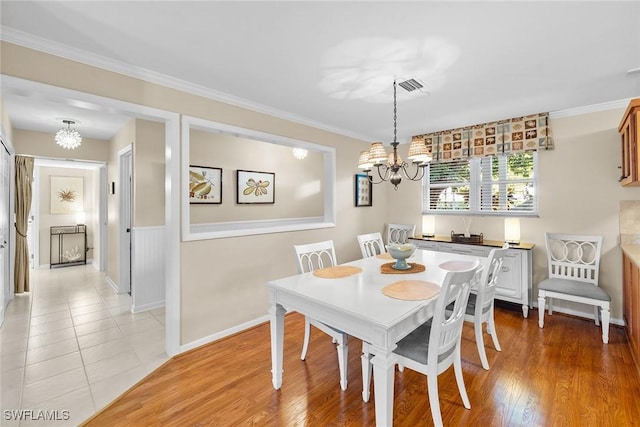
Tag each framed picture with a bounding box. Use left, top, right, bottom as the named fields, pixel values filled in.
left=189, top=165, right=222, bottom=204
left=355, top=173, right=372, bottom=207
left=236, top=169, right=275, bottom=204
left=51, top=176, right=84, bottom=213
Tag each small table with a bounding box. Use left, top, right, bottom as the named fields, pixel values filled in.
left=267, top=249, right=484, bottom=427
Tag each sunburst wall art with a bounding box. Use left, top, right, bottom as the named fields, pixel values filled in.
left=51, top=176, right=84, bottom=214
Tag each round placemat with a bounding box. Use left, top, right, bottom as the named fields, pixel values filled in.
left=376, top=253, right=394, bottom=260
left=438, top=260, right=477, bottom=271
left=313, top=265, right=363, bottom=279
left=380, top=262, right=425, bottom=274
left=382, top=280, right=440, bottom=301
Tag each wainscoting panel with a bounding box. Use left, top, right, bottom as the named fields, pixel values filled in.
left=132, top=226, right=165, bottom=313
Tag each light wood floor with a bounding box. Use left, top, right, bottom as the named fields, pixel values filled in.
left=83, top=304, right=640, bottom=426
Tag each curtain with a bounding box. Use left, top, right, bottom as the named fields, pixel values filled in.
left=412, top=112, right=553, bottom=163
left=14, top=155, right=33, bottom=293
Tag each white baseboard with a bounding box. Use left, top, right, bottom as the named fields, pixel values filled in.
left=105, top=276, right=118, bottom=293
left=180, top=314, right=270, bottom=353
left=132, top=300, right=164, bottom=314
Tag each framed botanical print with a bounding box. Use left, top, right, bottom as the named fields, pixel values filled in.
left=51, top=176, right=83, bottom=213
left=189, top=165, right=222, bottom=204
left=355, top=173, right=372, bottom=207
left=236, top=169, right=275, bottom=204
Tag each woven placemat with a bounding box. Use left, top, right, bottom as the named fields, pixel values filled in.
left=380, top=262, right=425, bottom=274
left=376, top=253, right=394, bottom=260
left=313, top=265, right=362, bottom=279
left=438, top=260, right=477, bottom=271
left=382, top=280, right=440, bottom=301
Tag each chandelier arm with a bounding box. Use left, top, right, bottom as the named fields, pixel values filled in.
left=364, top=165, right=390, bottom=185
left=401, top=163, right=427, bottom=181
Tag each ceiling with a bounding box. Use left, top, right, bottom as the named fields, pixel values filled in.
left=1, top=1, right=639, bottom=143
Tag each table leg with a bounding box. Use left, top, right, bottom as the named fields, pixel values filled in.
left=371, top=349, right=396, bottom=427
left=269, top=303, right=286, bottom=389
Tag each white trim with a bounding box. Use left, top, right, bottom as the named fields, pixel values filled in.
left=118, top=145, right=133, bottom=295
left=131, top=300, right=164, bottom=314
left=180, top=315, right=270, bottom=353
left=105, top=275, right=118, bottom=293
left=182, top=115, right=337, bottom=241
left=0, top=26, right=372, bottom=142
left=164, top=116, right=181, bottom=356
left=550, top=98, right=633, bottom=119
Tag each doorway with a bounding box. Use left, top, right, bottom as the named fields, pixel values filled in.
left=119, top=146, right=133, bottom=295
left=0, top=138, right=12, bottom=325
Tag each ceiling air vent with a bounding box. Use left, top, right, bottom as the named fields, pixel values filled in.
left=398, top=78, right=424, bottom=92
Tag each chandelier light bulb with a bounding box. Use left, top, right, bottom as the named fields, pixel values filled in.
left=55, top=120, right=82, bottom=149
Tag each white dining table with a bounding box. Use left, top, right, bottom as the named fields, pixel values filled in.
left=267, top=249, right=484, bottom=427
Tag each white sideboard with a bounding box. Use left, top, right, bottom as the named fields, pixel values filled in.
left=410, top=236, right=534, bottom=318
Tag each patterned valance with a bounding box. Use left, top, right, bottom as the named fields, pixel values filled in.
left=412, top=112, right=553, bottom=163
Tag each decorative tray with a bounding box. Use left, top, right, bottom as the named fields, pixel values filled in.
left=450, top=231, right=483, bottom=244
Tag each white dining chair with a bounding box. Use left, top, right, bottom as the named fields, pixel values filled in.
left=538, top=233, right=611, bottom=343
left=387, top=223, right=416, bottom=244
left=462, top=244, right=508, bottom=370
left=361, top=261, right=480, bottom=427
left=357, top=232, right=386, bottom=258
left=293, top=240, right=349, bottom=390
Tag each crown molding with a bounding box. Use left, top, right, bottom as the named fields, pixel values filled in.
left=0, top=26, right=372, bottom=142
left=550, top=97, right=634, bottom=118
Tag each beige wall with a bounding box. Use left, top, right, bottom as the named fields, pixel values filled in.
left=13, top=129, right=109, bottom=162
left=189, top=129, right=324, bottom=223
left=9, top=41, right=634, bottom=345
left=11, top=129, right=108, bottom=268
left=134, top=119, right=165, bottom=227
left=0, top=41, right=389, bottom=345
left=388, top=107, right=640, bottom=320
left=36, top=166, right=96, bottom=265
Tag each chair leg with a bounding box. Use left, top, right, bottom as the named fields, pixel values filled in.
left=336, top=335, right=348, bottom=391
left=300, top=317, right=311, bottom=360
left=593, top=305, right=600, bottom=326
left=538, top=293, right=546, bottom=328
left=361, top=342, right=373, bottom=402
left=427, top=374, right=444, bottom=427
left=474, top=321, right=489, bottom=370
left=601, top=306, right=610, bottom=344
left=454, top=352, right=471, bottom=410
left=488, top=307, right=502, bottom=352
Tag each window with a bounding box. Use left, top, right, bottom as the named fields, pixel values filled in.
left=423, top=152, right=537, bottom=216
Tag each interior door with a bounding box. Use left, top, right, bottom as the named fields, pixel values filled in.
left=0, top=139, right=11, bottom=324
left=119, top=146, right=133, bottom=295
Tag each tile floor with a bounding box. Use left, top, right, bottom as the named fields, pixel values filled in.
left=1, top=265, right=168, bottom=426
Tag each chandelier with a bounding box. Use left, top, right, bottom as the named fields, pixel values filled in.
left=55, top=120, right=82, bottom=149
left=357, top=80, right=431, bottom=189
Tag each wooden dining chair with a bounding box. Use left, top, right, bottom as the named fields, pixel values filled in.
left=538, top=233, right=611, bottom=343
left=357, top=232, right=386, bottom=258
left=293, top=240, right=349, bottom=390
left=361, top=261, right=480, bottom=427
left=463, top=244, right=508, bottom=370
left=387, top=223, right=416, bottom=244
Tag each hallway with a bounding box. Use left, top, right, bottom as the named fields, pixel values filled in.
left=1, top=265, right=168, bottom=426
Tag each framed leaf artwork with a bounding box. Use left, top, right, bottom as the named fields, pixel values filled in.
left=51, top=176, right=84, bottom=214
left=236, top=169, right=275, bottom=204
left=189, top=165, right=222, bottom=204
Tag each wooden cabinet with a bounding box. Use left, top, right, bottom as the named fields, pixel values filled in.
left=622, top=252, right=640, bottom=376
left=410, top=237, right=534, bottom=318
left=618, top=98, right=640, bottom=186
